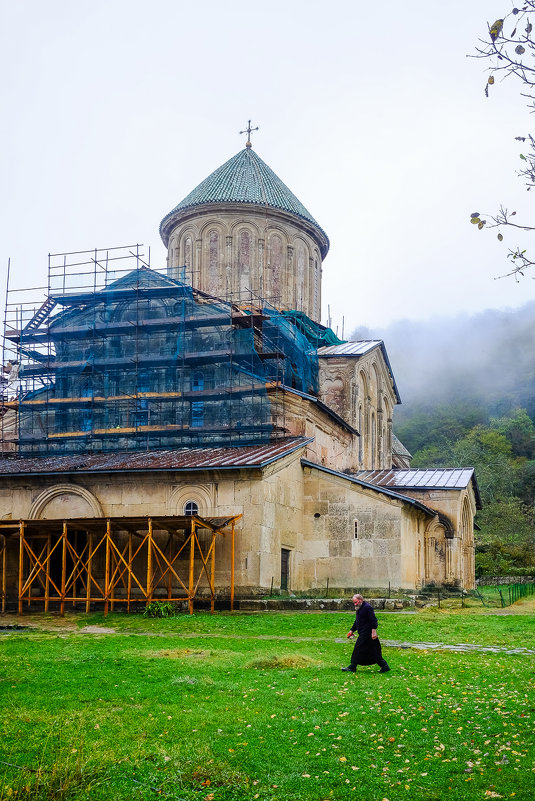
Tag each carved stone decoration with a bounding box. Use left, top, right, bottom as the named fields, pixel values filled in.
left=169, top=484, right=215, bottom=516
left=164, top=208, right=325, bottom=320
left=207, top=230, right=219, bottom=296
left=238, top=229, right=251, bottom=300
left=29, top=485, right=103, bottom=520
left=269, top=233, right=283, bottom=307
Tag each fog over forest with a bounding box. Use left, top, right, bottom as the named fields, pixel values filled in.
left=351, top=299, right=535, bottom=427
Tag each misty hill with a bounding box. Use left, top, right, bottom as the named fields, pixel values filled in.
left=351, top=300, right=535, bottom=455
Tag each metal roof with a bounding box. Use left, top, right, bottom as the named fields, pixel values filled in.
left=159, top=148, right=329, bottom=254
left=0, top=437, right=312, bottom=476
left=301, top=460, right=437, bottom=516
left=317, top=340, right=383, bottom=357
left=356, top=468, right=482, bottom=509
left=318, top=341, right=401, bottom=404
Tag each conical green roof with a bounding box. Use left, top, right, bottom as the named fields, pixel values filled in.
left=160, top=147, right=328, bottom=251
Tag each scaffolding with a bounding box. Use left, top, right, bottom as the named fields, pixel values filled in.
left=0, top=514, right=242, bottom=616
left=1, top=245, right=322, bottom=456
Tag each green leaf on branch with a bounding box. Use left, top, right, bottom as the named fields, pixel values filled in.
left=490, top=18, right=504, bottom=40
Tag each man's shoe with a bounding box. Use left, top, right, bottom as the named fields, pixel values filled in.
left=379, top=666, right=391, bottom=673
left=341, top=666, right=356, bottom=672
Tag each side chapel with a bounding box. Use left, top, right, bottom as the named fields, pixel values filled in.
left=0, top=130, right=480, bottom=612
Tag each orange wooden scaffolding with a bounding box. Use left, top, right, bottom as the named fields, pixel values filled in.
left=0, top=514, right=241, bottom=616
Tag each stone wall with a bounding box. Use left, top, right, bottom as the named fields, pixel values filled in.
left=317, top=347, right=397, bottom=470
left=268, top=388, right=359, bottom=472
left=0, top=448, right=474, bottom=601
left=477, top=575, right=535, bottom=585
left=302, top=464, right=427, bottom=590
left=399, top=486, right=477, bottom=590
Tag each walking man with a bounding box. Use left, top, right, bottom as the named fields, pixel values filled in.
left=341, top=594, right=391, bottom=673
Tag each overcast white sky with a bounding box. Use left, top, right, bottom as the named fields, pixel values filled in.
left=1, top=0, right=534, bottom=334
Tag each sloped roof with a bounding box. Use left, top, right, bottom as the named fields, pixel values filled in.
left=100, top=266, right=182, bottom=292
left=392, top=434, right=412, bottom=459
left=0, top=438, right=312, bottom=476
left=318, top=340, right=401, bottom=404
left=355, top=468, right=482, bottom=509
left=301, top=460, right=437, bottom=516
left=160, top=148, right=329, bottom=253
left=318, top=341, right=383, bottom=357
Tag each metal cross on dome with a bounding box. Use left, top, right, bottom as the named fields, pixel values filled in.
left=240, top=120, right=259, bottom=148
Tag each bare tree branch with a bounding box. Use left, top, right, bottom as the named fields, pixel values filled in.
left=469, top=3, right=535, bottom=277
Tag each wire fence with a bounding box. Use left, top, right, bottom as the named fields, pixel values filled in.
left=471, top=582, right=535, bottom=608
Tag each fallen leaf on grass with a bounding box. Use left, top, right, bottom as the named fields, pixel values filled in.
left=247, top=654, right=321, bottom=669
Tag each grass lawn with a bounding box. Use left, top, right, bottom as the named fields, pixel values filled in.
left=0, top=603, right=534, bottom=801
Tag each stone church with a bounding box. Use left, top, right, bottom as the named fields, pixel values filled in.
left=0, top=134, right=480, bottom=613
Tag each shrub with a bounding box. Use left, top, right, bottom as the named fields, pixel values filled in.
left=142, top=600, right=177, bottom=618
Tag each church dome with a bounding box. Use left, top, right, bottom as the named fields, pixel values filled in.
left=160, top=146, right=329, bottom=322
left=160, top=147, right=329, bottom=256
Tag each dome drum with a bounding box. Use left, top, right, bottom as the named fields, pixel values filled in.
left=160, top=147, right=329, bottom=322
left=164, top=203, right=324, bottom=320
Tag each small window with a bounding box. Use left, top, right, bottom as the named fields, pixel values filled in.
left=354, top=521, right=358, bottom=539
left=184, top=500, right=199, bottom=516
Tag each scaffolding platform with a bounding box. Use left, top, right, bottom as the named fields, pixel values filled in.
left=2, top=245, right=322, bottom=456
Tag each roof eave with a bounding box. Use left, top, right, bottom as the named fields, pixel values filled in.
left=301, top=459, right=436, bottom=516
left=159, top=201, right=330, bottom=258
left=0, top=438, right=314, bottom=478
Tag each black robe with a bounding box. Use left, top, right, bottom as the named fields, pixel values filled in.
left=349, top=601, right=385, bottom=666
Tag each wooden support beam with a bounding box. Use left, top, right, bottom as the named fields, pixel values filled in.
left=18, top=521, right=24, bottom=616
left=211, top=533, right=216, bottom=614
left=45, top=534, right=51, bottom=613
left=166, top=533, right=172, bottom=600
left=1, top=535, right=6, bottom=614
left=231, top=519, right=235, bottom=612
left=127, top=533, right=132, bottom=612
left=60, top=522, right=67, bottom=617
left=86, top=532, right=93, bottom=613
left=72, top=530, right=78, bottom=607
left=147, top=518, right=153, bottom=607
left=188, top=518, right=195, bottom=615
left=104, top=520, right=111, bottom=617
